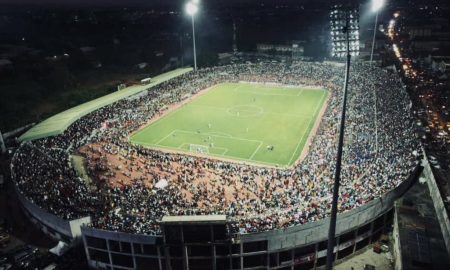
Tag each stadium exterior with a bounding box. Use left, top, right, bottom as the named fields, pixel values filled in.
left=11, top=65, right=421, bottom=269
left=14, top=164, right=419, bottom=270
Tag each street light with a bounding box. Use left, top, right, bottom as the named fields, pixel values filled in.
left=185, top=1, right=199, bottom=71
left=370, top=0, right=385, bottom=64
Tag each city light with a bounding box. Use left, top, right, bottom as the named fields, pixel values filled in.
left=393, top=44, right=401, bottom=58
left=389, top=19, right=395, bottom=28
left=388, top=19, right=396, bottom=39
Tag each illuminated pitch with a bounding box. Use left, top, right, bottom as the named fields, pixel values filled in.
left=131, top=83, right=327, bottom=167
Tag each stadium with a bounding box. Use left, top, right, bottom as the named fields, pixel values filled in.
left=11, top=61, right=420, bottom=270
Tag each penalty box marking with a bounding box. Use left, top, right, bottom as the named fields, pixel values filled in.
left=178, top=143, right=229, bottom=155
left=157, top=129, right=263, bottom=160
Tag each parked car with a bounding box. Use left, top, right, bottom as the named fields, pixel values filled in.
left=13, top=246, right=38, bottom=264
left=12, top=246, right=38, bottom=255
left=17, top=257, right=35, bottom=269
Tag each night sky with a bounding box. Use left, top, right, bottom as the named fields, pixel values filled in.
left=0, top=0, right=318, bottom=7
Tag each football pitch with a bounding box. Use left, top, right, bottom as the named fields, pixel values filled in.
left=130, top=83, right=328, bottom=167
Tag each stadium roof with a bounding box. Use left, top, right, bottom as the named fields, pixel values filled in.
left=19, top=67, right=192, bottom=142
left=161, top=215, right=227, bottom=224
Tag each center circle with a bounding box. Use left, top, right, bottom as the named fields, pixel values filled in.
left=227, top=105, right=263, bottom=117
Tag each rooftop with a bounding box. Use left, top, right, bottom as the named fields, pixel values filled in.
left=161, top=215, right=227, bottom=224
left=19, top=67, right=192, bottom=142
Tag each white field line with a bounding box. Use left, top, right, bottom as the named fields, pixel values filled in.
left=206, top=131, right=233, bottom=137
left=133, top=139, right=285, bottom=168
left=155, top=130, right=176, bottom=145
left=178, top=143, right=229, bottom=155
left=249, top=141, right=263, bottom=160
left=296, top=89, right=304, bottom=96
left=173, top=129, right=263, bottom=144
left=174, top=129, right=263, bottom=160
left=236, top=90, right=302, bottom=97
left=287, top=91, right=326, bottom=165
left=137, top=128, right=266, bottom=164
left=187, top=104, right=312, bottom=119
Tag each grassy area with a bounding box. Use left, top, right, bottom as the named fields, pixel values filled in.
left=131, top=83, right=327, bottom=167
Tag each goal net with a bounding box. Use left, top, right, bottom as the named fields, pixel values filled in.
left=189, top=144, right=209, bottom=154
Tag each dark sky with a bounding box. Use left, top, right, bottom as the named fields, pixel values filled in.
left=0, top=0, right=317, bottom=7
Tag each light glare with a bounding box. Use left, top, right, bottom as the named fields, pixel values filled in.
left=186, top=2, right=198, bottom=16
left=372, top=0, right=385, bottom=12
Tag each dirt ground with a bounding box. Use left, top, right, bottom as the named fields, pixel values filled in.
left=333, top=246, right=394, bottom=270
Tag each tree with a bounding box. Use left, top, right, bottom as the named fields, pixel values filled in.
left=198, top=52, right=219, bottom=68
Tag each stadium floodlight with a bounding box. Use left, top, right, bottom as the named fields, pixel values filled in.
left=370, top=0, right=385, bottom=64
left=186, top=1, right=198, bottom=16
left=185, top=1, right=199, bottom=71
left=326, top=8, right=352, bottom=270
left=372, top=0, right=385, bottom=12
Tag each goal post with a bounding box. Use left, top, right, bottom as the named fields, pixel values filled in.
left=189, top=144, right=209, bottom=154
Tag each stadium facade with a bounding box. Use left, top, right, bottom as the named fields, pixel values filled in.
left=15, top=165, right=418, bottom=270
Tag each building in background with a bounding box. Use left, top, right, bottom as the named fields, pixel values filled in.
left=256, top=42, right=305, bottom=58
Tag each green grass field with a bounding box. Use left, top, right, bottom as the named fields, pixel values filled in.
left=130, top=83, right=327, bottom=167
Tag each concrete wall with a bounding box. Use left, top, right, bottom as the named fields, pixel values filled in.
left=15, top=185, right=90, bottom=242
left=422, top=157, right=450, bottom=257
left=82, top=226, right=159, bottom=245
left=393, top=201, right=402, bottom=270
left=15, top=186, right=72, bottom=238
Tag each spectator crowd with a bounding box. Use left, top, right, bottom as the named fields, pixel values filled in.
left=11, top=61, right=420, bottom=235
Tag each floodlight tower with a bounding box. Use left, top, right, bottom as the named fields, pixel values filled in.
left=233, top=20, right=238, bottom=53
left=186, top=0, right=199, bottom=71
left=370, top=0, right=385, bottom=64
left=326, top=1, right=353, bottom=269
left=330, top=1, right=359, bottom=58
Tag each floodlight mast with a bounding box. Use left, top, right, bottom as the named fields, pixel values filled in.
left=186, top=1, right=198, bottom=71
left=370, top=0, right=385, bottom=64
left=325, top=5, right=351, bottom=270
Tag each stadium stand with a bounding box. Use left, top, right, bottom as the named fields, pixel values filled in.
left=10, top=60, right=423, bottom=269
left=12, top=61, right=420, bottom=235
left=18, top=68, right=192, bottom=142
